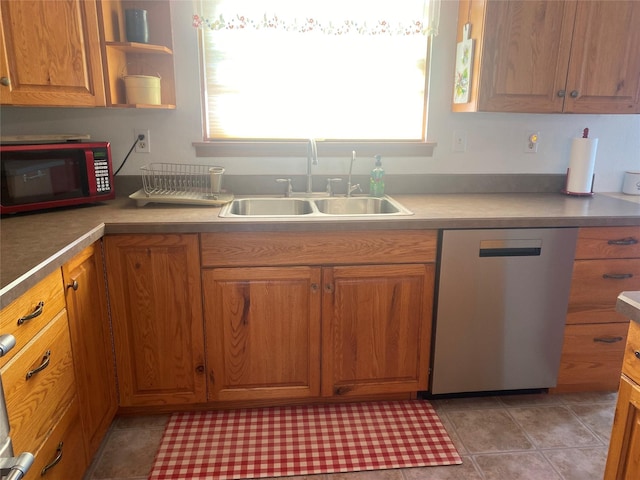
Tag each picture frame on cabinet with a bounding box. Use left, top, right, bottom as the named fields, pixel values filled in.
left=453, top=23, right=473, bottom=104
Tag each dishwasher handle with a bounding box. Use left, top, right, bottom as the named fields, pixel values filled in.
left=479, top=239, right=542, bottom=257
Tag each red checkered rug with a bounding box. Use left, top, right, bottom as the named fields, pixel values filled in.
left=148, top=400, right=462, bottom=480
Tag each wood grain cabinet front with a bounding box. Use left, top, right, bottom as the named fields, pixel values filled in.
left=22, top=398, right=87, bottom=480
left=321, top=264, right=434, bottom=398
left=201, top=231, right=437, bottom=404
left=0, top=0, right=105, bottom=106
left=203, top=266, right=322, bottom=402
left=553, top=227, right=640, bottom=393
left=104, top=234, right=206, bottom=407
left=62, top=242, right=118, bottom=462
left=0, top=270, right=65, bottom=368
left=454, top=0, right=640, bottom=113
left=604, top=320, right=640, bottom=480
left=0, top=310, right=77, bottom=457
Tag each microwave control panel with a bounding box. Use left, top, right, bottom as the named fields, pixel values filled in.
left=93, top=148, right=111, bottom=193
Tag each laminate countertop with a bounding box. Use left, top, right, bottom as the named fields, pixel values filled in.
left=1, top=192, right=639, bottom=309
left=617, top=291, right=640, bottom=324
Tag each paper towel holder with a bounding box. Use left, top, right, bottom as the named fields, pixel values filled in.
left=562, top=168, right=595, bottom=196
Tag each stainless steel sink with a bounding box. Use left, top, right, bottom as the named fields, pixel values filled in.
left=314, top=197, right=411, bottom=215
left=219, top=196, right=413, bottom=217
left=224, top=198, right=314, bottom=216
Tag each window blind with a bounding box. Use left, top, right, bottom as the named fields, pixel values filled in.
left=196, top=0, right=439, bottom=142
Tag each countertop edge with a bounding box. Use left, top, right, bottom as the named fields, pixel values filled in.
left=2, top=192, right=638, bottom=309
left=617, top=292, right=640, bottom=324
left=0, top=224, right=105, bottom=308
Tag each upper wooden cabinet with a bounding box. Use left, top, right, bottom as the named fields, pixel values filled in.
left=97, top=0, right=176, bottom=108
left=0, top=0, right=106, bottom=106
left=454, top=0, right=640, bottom=114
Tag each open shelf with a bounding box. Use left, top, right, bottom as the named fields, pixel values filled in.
left=104, top=41, right=173, bottom=55
left=98, top=0, right=176, bottom=108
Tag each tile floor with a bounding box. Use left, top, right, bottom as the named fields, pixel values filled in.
left=83, top=391, right=617, bottom=480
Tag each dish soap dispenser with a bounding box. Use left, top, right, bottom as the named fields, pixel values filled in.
left=369, top=154, right=385, bottom=197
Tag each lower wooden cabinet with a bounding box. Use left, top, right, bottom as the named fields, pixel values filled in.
left=203, top=266, right=322, bottom=402
left=0, top=262, right=85, bottom=479
left=201, top=230, right=437, bottom=404
left=0, top=269, right=66, bottom=369
left=1, top=310, right=77, bottom=456
left=605, top=320, right=640, bottom=479
left=554, top=323, right=629, bottom=393
left=322, top=264, right=434, bottom=397
left=23, top=398, right=87, bottom=480
left=553, top=227, right=640, bottom=393
left=104, top=234, right=207, bottom=407
left=63, top=242, right=117, bottom=461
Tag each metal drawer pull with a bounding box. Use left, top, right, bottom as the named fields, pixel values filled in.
left=602, top=273, right=633, bottom=280
left=593, top=336, right=624, bottom=344
left=66, top=280, right=78, bottom=291
left=17, top=301, right=44, bottom=325
left=25, top=350, right=51, bottom=380
left=608, top=237, right=638, bottom=246
left=635, top=351, right=640, bottom=360
left=41, top=442, right=63, bottom=476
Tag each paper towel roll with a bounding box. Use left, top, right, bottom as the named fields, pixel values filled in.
left=566, top=137, right=598, bottom=194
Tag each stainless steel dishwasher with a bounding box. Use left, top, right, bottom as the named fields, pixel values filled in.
left=431, top=228, right=578, bottom=395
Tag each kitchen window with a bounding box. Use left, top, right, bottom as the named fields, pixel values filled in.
left=193, top=0, right=439, bottom=157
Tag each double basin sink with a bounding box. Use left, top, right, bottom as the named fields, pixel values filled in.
left=219, top=195, right=413, bottom=217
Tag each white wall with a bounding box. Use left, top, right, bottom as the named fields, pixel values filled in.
left=1, top=0, right=638, bottom=192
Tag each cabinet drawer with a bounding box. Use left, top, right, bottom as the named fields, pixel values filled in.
left=554, top=323, right=629, bottom=393
left=575, top=227, right=640, bottom=259
left=200, top=230, right=438, bottom=267
left=0, top=269, right=65, bottom=368
left=566, top=259, right=640, bottom=324
left=622, top=320, right=640, bottom=383
left=1, top=311, right=76, bottom=454
left=23, top=397, right=87, bottom=480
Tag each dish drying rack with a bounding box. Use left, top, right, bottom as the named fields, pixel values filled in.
left=129, top=163, right=233, bottom=207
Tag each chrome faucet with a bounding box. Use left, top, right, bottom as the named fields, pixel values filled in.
left=347, top=150, right=361, bottom=197
left=306, top=138, right=318, bottom=193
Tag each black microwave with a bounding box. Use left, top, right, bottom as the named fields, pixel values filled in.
left=0, top=141, right=115, bottom=214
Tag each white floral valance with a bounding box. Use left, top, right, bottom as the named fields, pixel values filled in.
left=194, top=0, right=440, bottom=36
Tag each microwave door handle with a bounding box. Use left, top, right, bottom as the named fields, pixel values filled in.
left=85, top=150, right=97, bottom=196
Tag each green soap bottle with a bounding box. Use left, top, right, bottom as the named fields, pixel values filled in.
left=369, top=154, right=385, bottom=197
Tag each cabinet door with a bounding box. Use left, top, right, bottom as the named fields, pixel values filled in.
left=203, top=267, right=322, bottom=402
left=564, top=1, right=640, bottom=113
left=104, top=235, right=206, bottom=407
left=476, top=0, right=575, bottom=113
left=322, top=264, right=434, bottom=397
left=0, top=0, right=105, bottom=106
left=62, top=242, right=117, bottom=462
left=604, top=375, right=640, bottom=480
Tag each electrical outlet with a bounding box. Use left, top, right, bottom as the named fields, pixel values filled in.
left=452, top=130, right=467, bottom=153
left=134, top=129, right=150, bottom=153
left=525, top=132, right=539, bottom=153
